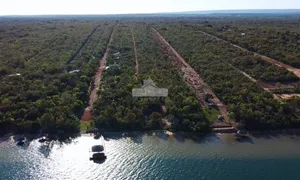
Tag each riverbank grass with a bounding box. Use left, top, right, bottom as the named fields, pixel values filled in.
left=203, top=108, right=220, bottom=122
left=80, top=121, right=93, bottom=132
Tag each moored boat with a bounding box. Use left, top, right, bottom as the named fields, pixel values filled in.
left=89, top=137, right=106, bottom=161
left=237, top=130, right=248, bottom=137
left=16, top=136, right=26, bottom=146
left=235, top=129, right=249, bottom=141
left=91, top=145, right=104, bottom=152
left=38, top=136, right=47, bottom=143
left=90, top=152, right=106, bottom=161
left=94, top=133, right=101, bottom=140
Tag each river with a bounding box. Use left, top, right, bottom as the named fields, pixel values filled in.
left=1, top=132, right=300, bottom=180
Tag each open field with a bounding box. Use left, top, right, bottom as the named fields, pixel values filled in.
left=1, top=15, right=300, bottom=134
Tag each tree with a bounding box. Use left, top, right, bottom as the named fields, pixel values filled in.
left=39, top=113, right=56, bottom=133
left=150, top=112, right=162, bottom=128
left=73, top=100, right=84, bottom=113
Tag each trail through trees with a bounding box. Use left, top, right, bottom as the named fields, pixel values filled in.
left=130, top=27, right=139, bottom=76
left=66, top=25, right=100, bottom=64
left=81, top=25, right=116, bottom=121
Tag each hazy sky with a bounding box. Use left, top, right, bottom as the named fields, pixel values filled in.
left=1, top=0, right=300, bottom=15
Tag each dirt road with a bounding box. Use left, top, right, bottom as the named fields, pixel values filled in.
left=81, top=25, right=116, bottom=121
left=130, top=27, right=139, bottom=76
left=199, top=30, right=300, bottom=78
left=152, top=28, right=230, bottom=122
left=276, top=93, right=300, bottom=100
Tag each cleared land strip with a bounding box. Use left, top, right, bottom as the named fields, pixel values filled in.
left=91, top=26, right=109, bottom=55
left=227, top=63, right=281, bottom=100
left=152, top=28, right=229, bottom=122
left=66, top=25, right=100, bottom=64
left=199, top=30, right=300, bottom=78
left=130, top=27, right=139, bottom=76
left=81, top=25, right=116, bottom=121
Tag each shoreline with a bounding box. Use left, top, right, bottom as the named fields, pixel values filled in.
left=3, top=128, right=300, bottom=141
left=249, top=128, right=300, bottom=135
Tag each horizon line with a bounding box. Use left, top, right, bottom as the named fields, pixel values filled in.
left=1, top=8, right=300, bottom=16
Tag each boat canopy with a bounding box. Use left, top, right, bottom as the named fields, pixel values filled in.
left=238, top=130, right=247, bottom=135
left=91, top=145, right=104, bottom=152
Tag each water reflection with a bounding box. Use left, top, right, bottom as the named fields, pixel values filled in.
left=174, top=134, right=185, bottom=143
left=237, top=136, right=254, bottom=144
left=39, top=141, right=54, bottom=158
left=1, top=132, right=300, bottom=180
left=156, top=131, right=169, bottom=141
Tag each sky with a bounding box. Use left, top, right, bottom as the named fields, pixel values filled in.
left=0, top=0, right=300, bottom=15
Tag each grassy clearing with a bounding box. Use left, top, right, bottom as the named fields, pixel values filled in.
left=80, top=121, right=93, bottom=132
left=203, top=108, right=220, bottom=123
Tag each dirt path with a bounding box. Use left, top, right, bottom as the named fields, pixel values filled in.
left=276, top=93, right=300, bottom=100
left=130, top=27, right=139, bottom=76
left=28, top=25, right=101, bottom=63
left=81, top=25, right=116, bottom=121
left=227, top=63, right=280, bottom=100
left=228, top=63, right=257, bottom=83
left=229, top=63, right=300, bottom=100
left=228, top=63, right=299, bottom=90
left=199, top=30, right=300, bottom=78
left=258, top=81, right=297, bottom=90
left=67, top=25, right=100, bottom=64
left=152, top=28, right=230, bottom=122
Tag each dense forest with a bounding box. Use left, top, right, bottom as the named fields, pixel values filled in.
left=1, top=15, right=300, bottom=135
left=0, top=18, right=114, bottom=134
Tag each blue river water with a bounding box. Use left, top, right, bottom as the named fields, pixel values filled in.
left=1, top=132, right=300, bottom=180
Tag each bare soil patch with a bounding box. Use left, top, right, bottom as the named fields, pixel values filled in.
left=258, top=81, right=298, bottom=90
